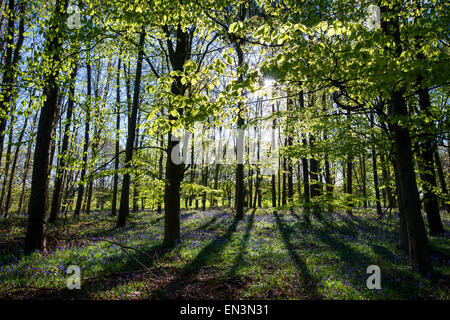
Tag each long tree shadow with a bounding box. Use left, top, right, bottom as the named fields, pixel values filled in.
left=190, top=211, right=230, bottom=232
left=0, top=210, right=231, bottom=299
left=227, top=209, right=255, bottom=276
left=75, top=211, right=234, bottom=298
left=80, top=209, right=206, bottom=241
left=273, top=211, right=322, bottom=299
left=0, top=240, right=171, bottom=300
left=320, top=216, right=402, bottom=263
left=152, top=215, right=241, bottom=299
left=313, top=218, right=418, bottom=298
left=180, top=211, right=196, bottom=221
left=290, top=210, right=303, bottom=222
left=75, top=212, right=165, bottom=240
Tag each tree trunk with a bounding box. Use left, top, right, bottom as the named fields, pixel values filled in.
left=163, top=130, right=184, bottom=245
left=132, top=108, right=142, bottom=213
left=74, top=54, right=92, bottom=217
left=163, top=25, right=189, bottom=245
left=282, top=151, right=287, bottom=206
left=46, top=97, right=60, bottom=212
left=111, top=56, right=121, bottom=216
left=371, top=141, right=382, bottom=217
left=324, top=149, right=333, bottom=196
left=346, top=110, right=353, bottom=215
left=202, top=157, right=208, bottom=211
left=0, top=116, right=15, bottom=216
left=0, top=0, right=24, bottom=168
left=286, top=97, right=294, bottom=203
left=212, top=163, right=220, bottom=207
left=271, top=103, right=277, bottom=207
left=157, top=133, right=164, bottom=213
left=3, top=109, right=29, bottom=218
left=309, top=136, right=321, bottom=220
left=299, top=92, right=311, bottom=224
left=381, top=4, right=431, bottom=275
left=434, top=145, right=449, bottom=213
left=417, top=85, right=444, bottom=235
left=18, top=113, right=38, bottom=216
left=117, top=31, right=145, bottom=227
left=392, top=157, right=409, bottom=252
left=360, top=154, right=368, bottom=209
left=49, top=63, right=77, bottom=222
left=389, top=91, right=431, bottom=275
left=380, top=153, right=395, bottom=209
left=24, top=0, right=68, bottom=253
left=234, top=41, right=245, bottom=220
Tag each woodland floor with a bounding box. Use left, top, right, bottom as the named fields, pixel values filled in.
left=0, top=208, right=449, bottom=300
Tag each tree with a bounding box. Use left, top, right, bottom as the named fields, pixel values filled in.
left=48, top=60, right=78, bottom=223
left=74, top=52, right=92, bottom=217
left=24, top=0, right=69, bottom=253
left=117, top=30, right=146, bottom=227
left=0, top=0, right=25, bottom=168
left=380, top=2, right=430, bottom=275
left=162, top=24, right=190, bottom=245
left=111, top=55, right=122, bottom=216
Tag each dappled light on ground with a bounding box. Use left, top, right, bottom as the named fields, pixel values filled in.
left=0, top=208, right=448, bottom=299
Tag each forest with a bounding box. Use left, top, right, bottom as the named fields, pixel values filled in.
left=0, top=0, right=449, bottom=301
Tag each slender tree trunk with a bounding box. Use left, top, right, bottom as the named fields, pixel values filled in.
left=85, top=127, right=101, bottom=216
left=157, top=133, right=164, bottom=214
left=392, top=157, right=409, bottom=252
left=324, top=150, right=333, bottom=196
left=372, top=154, right=382, bottom=216
left=74, top=54, right=92, bottom=217
left=434, top=145, right=449, bottom=213
left=0, top=0, right=24, bottom=168
left=132, top=109, right=142, bottom=212
left=302, top=138, right=311, bottom=225
left=18, top=113, right=38, bottom=216
left=286, top=97, right=294, bottom=203
left=111, top=56, right=121, bottom=216
left=49, top=64, right=77, bottom=222
left=346, top=109, right=353, bottom=215
left=253, top=115, right=261, bottom=209
left=297, top=162, right=302, bottom=198
left=117, top=31, right=145, bottom=227
left=342, top=160, right=346, bottom=194
left=47, top=99, right=60, bottom=212
left=271, top=103, right=276, bottom=207
left=188, top=132, right=195, bottom=208
left=359, top=154, right=367, bottom=208
left=371, top=126, right=382, bottom=217
left=417, top=85, right=444, bottom=235
left=212, top=163, right=220, bottom=208
left=380, top=153, right=395, bottom=209
left=277, top=102, right=281, bottom=208
left=0, top=116, right=15, bottom=215
left=0, top=0, right=16, bottom=168
left=299, top=92, right=311, bottom=224
left=282, top=152, right=287, bottom=206
left=201, top=148, right=208, bottom=211
left=85, top=170, right=94, bottom=215
left=3, top=110, right=29, bottom=218
left=234, top=41, right=245, bottom=220
left=309, top=137, right=321, bottom=220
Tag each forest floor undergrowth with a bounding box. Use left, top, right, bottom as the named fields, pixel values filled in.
left=0, top=207, right=448, bottom=300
